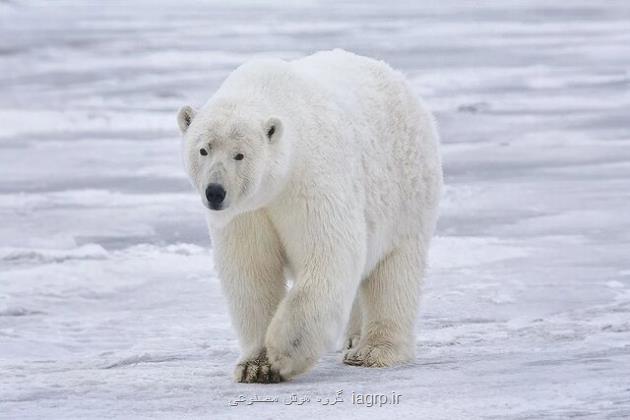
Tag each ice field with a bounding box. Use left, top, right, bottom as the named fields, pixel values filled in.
left=1, top=1, right=629, bottom=418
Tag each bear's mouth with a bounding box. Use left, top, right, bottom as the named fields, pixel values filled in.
left=203, top=199, right=226, bottom=211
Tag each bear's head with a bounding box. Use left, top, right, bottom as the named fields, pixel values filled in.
left=177, top=101, right=290, bottom=226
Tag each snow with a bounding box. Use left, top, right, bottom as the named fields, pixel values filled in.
left=1, top=1, right=629, bottom=418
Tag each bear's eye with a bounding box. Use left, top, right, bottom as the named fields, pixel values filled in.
left=234, top=153, right=244, bottom=161
left=199, top=148, right=208, bottom=156
left=267, top=125, right=275, bottom=138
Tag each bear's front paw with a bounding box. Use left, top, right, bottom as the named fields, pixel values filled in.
left=265, top=341, right=315, bottom=381
left=343, top=341, right=413, bottom=368
left=234, top=349, right=283, bottom=384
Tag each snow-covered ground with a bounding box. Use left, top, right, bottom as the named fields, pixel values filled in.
left=1, top=1, right=630, bottom=418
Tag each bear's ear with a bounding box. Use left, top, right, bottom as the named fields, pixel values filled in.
left=177, top=105, right=197, bottom=134
left=265, top=117, right=282, bottom=143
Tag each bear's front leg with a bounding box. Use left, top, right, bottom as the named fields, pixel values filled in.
left=210, top=211, right=286, bottom=383
left=263, top=217, right=364, bottom=381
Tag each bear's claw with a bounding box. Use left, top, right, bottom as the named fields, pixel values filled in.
left=234, top=350, right=284, bottom=383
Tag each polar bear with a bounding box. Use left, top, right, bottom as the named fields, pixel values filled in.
left=177, top=49, right=442, bottom=383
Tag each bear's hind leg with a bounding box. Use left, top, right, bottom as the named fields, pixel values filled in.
left=343, top=239, right=425, bottom=367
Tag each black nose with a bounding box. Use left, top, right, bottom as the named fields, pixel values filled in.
left=205, top=183, right=226, bottom=209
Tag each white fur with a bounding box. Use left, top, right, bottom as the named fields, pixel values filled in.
left=177, top=49, right=442, bottom=383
